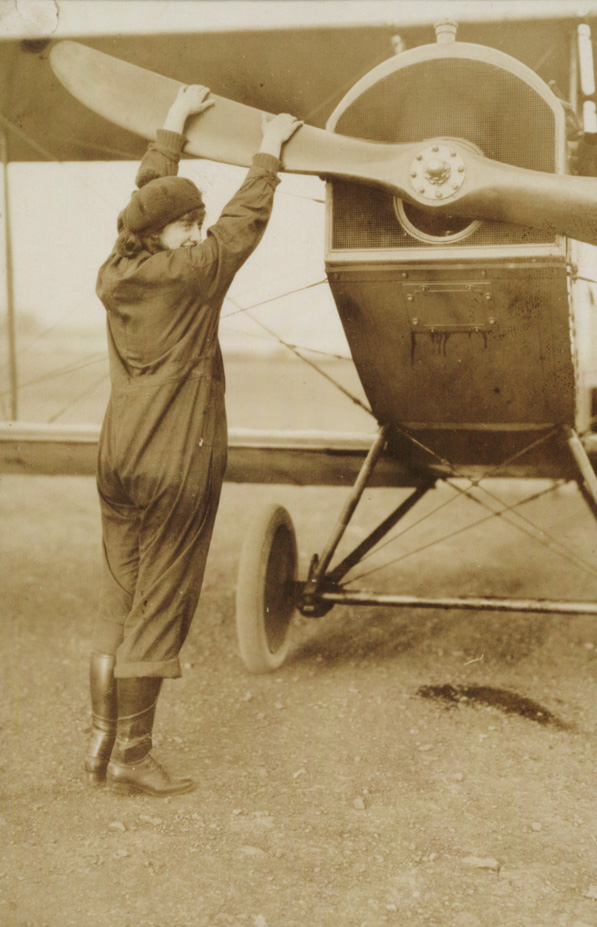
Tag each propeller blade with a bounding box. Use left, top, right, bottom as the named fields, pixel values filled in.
left=446, top=150, right=597, bottom=246
left=49, top=40, right=416, bottom=193
left=50, top=41, right=597, bottom=246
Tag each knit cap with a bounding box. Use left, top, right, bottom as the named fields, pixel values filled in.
left=121, top=176, right=205, bottom=235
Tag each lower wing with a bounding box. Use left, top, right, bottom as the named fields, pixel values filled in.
left=0, top=423, right=408, bottom=487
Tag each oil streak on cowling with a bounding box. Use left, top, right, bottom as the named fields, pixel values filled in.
left=410, top=330, right=489, bottom=364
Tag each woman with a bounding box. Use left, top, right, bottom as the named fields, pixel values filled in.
left=86, top=84, right=301, bottom=796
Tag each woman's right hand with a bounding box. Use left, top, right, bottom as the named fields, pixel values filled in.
left=174, top=84, right=214, bottom=118
left=259, top=113, right=303, bottom=159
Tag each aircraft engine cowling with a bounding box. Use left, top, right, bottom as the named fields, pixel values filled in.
left=327, top=32, right=565, bottom=251
left=324, top=26, right=579, bottom=477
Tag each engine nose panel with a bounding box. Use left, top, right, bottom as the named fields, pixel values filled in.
left=332, top=54, right=556, bottom=167
left=327, top=41, right=564, bottom=253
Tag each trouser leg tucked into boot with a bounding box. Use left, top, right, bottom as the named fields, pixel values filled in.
left=85, top=652, right=118, bottom=786
left=106, top=677, right=194, bottom=797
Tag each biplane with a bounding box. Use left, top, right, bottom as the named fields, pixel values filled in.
left=2, top=4, right=597, bottom=672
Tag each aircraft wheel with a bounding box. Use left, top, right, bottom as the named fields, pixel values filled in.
left=236, top=504, right=298, bottom=674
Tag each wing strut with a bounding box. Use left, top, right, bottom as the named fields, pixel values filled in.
left=1, top=130, right=17, bottom=420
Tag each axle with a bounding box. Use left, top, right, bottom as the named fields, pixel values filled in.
left=315, top=590, right=597, bottom=616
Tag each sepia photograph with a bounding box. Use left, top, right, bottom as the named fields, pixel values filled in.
left=1, top=1, right=597, bottom=924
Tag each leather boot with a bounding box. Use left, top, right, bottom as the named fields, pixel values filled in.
left=106, top=677, right=195, bottom=797
left=85, top=652, right=118, bottom=786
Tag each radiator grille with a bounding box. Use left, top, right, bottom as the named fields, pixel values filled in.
left=331, top=56, right=557, bottom=251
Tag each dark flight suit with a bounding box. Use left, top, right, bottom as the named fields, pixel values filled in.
left=93, top=130, right=281, bottom=678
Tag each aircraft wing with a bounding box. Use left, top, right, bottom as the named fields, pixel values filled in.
left=0, top=423, right=409, bottom=487
left=1, top=13, right=595, bottom=162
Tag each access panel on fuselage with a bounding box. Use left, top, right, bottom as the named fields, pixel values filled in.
left=328, top=262, right=575, bottom=427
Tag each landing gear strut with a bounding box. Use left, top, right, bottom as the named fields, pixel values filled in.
left=235, top=424, right=597, bottom=674
left=235, top=424, right=433, bottom=673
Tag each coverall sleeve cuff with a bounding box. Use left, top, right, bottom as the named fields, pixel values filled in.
left=252, top=152, right=282, bottom=174
left=136, top=130, right=187, bottom=187
left=155, top=129, right=188, bottom=160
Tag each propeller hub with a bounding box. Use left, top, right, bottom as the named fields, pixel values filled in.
left=425, top=158, right=450, bottom=183
left=408, top=143, right=465, bottom=200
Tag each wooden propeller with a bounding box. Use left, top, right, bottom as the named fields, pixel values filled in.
left=50, top=40, right=597, bottom=246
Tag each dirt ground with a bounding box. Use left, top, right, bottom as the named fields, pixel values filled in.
left=2, top=473, right=597, bottom=927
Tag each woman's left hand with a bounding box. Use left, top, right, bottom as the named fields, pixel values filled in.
left=163, top=85, right=214, bottom=133
left=174, top=84, right=215, bottom=118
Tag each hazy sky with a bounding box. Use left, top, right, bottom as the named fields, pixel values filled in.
left=4, top=151, right=339, bottom=354
left=1, top=1, right=357, bottom=355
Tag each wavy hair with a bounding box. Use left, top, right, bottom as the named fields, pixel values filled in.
left=115, top=229, right=163, bottom=258
left=114, top=206, right=205, bottom=258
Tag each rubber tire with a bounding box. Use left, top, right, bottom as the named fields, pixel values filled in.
left=236, top=504, right=298, bottom=674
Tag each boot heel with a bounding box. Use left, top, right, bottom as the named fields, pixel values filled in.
left=106, top=777, right=139, bottom=796
left=85, top=768, right=106, bottom=787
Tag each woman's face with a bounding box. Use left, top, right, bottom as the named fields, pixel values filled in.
left=158, top=209, right=204, bottom=250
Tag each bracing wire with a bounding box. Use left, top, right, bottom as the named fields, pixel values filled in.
left=1, top=111, right=333, bottom=407
left=344, top=481, right=560, bottom=584
left=570, top=274, right=597, bottom=286
left=345, top=479, right=597, bottom=586
left=221, top=279, right=328, bottom=319
left=47, top=368, right=109, bottom=424
left=341, top=426, right=597, bottom=585
left=532, top=44, right=556, bottom=78
left=392, top=424, right=560, bottom=485
left=225, top=295, right=373, bottom=416
left=53, top=137, right=140, bottom=161
left=220, top=321, right=352, bottom=361
left=0, top=112, right=125, bottom=389
left=0, top=354, right=106, bottom=401
left=219, top=241, right=328, bottom=309
left=278, top=190, right=325, bottom=205
left=391, top=423, right=456, bottom=472
left=0, top=112, right=129, bottom=211
left=0, top=305, right=92, bottom=377
left=461, top=479, right=597, bottom=579
left=344, top=482, right=469, bottom=571
left=303, top=48, right=394, bottom=124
